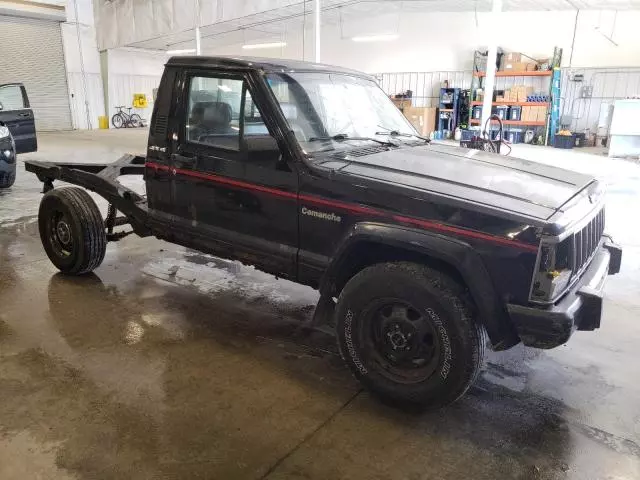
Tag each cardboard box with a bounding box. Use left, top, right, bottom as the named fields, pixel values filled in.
left=500, top=52, right=522, bottom=69
left=391, top=97, right=411, bottom=111
left=525, top=62, right=537, bottom=71
left=536, top=106, right=548, bottom=122
left=516, top=86, right=534, bottom=102
left=502, top=61, right=528, bottom=72
left=403, top=106, right=437, bottom=136
left=521, top=106, right=533, bottom=122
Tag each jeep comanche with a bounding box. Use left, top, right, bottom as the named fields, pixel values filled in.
left=25, top=56, right=622, bottom=408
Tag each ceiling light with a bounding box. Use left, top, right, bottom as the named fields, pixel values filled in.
left=166, top=49, right=196, bottom=55
left=351, top=34, right=399, bottom=43
left=242, top=42, right=287, bottom=50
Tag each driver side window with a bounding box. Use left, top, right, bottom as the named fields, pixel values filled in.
left=186, top=76, right=242, bottom=150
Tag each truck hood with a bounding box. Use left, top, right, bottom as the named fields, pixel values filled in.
left=332, top=143, right=594, bottom=220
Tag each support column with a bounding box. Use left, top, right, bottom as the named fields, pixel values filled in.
left=480, top=0, right=502, bottom=133
left=195, top=0, right=202, bottom=55
left=314, top=0, right=321, bottom=62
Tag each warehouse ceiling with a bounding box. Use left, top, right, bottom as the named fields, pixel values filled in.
left=122, top=0, right=640, bottom=51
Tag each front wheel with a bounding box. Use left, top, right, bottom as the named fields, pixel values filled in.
left=335, top=262, right=485, bottom=409
left=130, top=113, right=142, bottom=127
left=111, top=113, right=124, bottom=129
left=38, top=187, right=106, bottom=275
left=0, top=168, right=15, bottom=188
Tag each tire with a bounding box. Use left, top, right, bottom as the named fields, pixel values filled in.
left=38, top=187, right=107, bottom=275
left=0, top=169, right=15, bottom=188
left=111, top=113, right=124, bottom=129
left=335, top=262, right=485, bottom=409
left=130, top=113, right=142, bottom=128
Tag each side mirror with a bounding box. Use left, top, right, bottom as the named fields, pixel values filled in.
left=0, top=102, right=4, bottom=111
left=244, top=135, right=280, bottom=154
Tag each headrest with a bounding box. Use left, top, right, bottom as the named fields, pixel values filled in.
left=202, top=102, right=232, bottom=126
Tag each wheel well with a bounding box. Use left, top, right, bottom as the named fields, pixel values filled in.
left=329, top=241, right=467, bottom=298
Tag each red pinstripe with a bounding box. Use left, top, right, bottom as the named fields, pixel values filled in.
left=145, top=162, right=539, bottom=253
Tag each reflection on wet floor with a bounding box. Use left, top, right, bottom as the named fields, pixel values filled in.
left=1, top=131, right=640, bottom=479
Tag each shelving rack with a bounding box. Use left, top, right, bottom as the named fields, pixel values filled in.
left=437, top=88, right=461, bottom=136
left=469, top=48, right=562, bottom=144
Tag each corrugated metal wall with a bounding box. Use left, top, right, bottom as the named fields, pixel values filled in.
left=374, top=71, right=474, bottom=107
left=0, top=15, right=72, bottom=131
left=108, top=74, right=161, bottom=123
left=375, top=70, right=551, bottom=105
left=558, top=67, right=640, bottom=135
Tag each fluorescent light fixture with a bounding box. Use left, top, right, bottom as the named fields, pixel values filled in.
left=166, top=48, right=196, bottom=55
left=217, top=85, right=231, bottom=92
left=242, top=42, right=287, bottom=50
left=351, top=34, right=399, bottom=43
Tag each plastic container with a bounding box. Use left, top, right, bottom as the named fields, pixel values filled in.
left=554, top=134, right=575, bottom=149
left=506, top=129, right=523, bottom=143
left=508, top=106, right=522, bottom=121
left=495, top=105, right=509, bottom=120
left=472, top=106, right=482, bottom=119
left=460, top=129, right=475, bottom=142
left=574, top=132, right=586, bottom=147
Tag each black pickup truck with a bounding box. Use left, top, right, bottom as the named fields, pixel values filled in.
left=26, top=56, right=622, bottom=408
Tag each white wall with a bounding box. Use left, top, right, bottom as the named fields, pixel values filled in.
left=62, top=0, right=105, bottom=129
left=204, top=9, right=640, bottom=73
left=106, top=48, right=165, bottom=121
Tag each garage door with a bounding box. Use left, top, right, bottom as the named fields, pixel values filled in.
left=0, top=15, right=72, bottom=131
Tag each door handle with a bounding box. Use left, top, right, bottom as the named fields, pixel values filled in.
left=18, top=112, right=30, bottom=118
left=171, top=153, right=196, bottom=168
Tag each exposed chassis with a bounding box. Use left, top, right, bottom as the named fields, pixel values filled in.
left=25, top=154, right=151, bottom=239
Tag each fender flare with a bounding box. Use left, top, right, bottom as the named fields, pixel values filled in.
left=321, top=222, right=520, bottom=350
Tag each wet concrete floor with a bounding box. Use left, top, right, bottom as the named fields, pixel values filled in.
left=1, top=130, right=639, bottom=479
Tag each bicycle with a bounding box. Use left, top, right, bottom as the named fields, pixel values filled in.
left=111, top=106, right=143, bottom=129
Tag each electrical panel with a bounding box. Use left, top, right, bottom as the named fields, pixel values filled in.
left=580, top=85, right=593, bottom=98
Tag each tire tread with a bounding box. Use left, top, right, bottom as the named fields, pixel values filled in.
left=39, top=187, right=106, bottom=274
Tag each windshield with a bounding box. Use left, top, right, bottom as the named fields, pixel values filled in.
left=265, top=72, right=418, bottom=153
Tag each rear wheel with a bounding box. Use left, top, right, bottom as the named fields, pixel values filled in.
left=335, top=262, right=485, bottom=409
left=38, top=187, right=106, bottom=275
left=111, top=113, right=124, bottom=129
left=130, top=113, right=142, bottom=127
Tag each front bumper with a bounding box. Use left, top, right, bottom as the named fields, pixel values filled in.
left=507, top=238, right=622, bottom=349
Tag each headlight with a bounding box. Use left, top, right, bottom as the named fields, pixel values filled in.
left=530, top=240, right=573, bottom=302
left=0, top=126, right=10, bottom=139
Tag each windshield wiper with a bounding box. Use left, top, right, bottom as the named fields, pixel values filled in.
left=308, top=133, right=398, bottom=147
left=375, top=126, right=430, bottom=143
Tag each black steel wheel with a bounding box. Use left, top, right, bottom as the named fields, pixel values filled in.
left=335, top=262, right=486, bottom=408
left=364, top=299, right=442, bottom=384
left=38, top=187, right=106, bottom=275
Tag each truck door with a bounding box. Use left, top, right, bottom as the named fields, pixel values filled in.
left=168, top=70, right=298, bottom=279
left=0, top=83, right=37, bottom=154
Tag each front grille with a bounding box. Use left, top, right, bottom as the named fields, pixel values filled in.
left=572, top=207, right=605, bottom=273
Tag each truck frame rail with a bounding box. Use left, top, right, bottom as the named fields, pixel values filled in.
left=25, top=154, right=151, bottom=237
